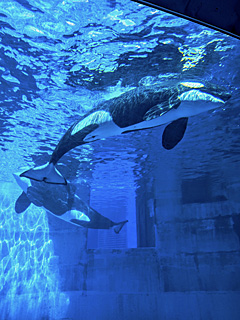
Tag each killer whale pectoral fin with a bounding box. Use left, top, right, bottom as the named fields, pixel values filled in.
left=15, top=192, right=31, bottom=214
left=162, top=117, right=188, bottom=150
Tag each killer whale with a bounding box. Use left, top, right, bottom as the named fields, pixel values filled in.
left=20, top=80, right=231, bottom=184
left=13, top=173, right=128, bottom=233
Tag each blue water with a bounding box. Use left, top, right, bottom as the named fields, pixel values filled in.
left=0, top=0, right=240, bottom=319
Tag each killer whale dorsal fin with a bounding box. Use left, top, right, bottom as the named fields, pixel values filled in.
left=162, top=117, right=188, bottom=150
left=143, top=94, right=181, bottom=121
left=15, top=191, right=31, bottom=214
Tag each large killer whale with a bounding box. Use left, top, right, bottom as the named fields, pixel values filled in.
left=13, top=173, right=128, bottom=233
left=20, top=80, right=231, bottom=185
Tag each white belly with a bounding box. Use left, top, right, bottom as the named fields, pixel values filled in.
left=124, top=100, right=222, bottom=131
left=84, top=100, right=223, bottom=142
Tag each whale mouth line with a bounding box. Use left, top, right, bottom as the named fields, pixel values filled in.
left=83, top=135, right=97, bottom=142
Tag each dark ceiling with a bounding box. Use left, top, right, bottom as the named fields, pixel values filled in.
left=132, top=0, right=240, bottom=40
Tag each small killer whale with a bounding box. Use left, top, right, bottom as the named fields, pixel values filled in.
left=13, top=173, right=128, bottom=233
left=20, top=80, right=231, bottom=185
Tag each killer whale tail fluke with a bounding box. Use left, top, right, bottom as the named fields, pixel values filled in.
left=15, top=191, right=32, bottom=214
left=113, top=220, right=128, bottom=234
left=20, top=163, right=67, bottom=185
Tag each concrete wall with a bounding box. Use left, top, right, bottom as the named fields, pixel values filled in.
left=60, top=165, right=240, bottom=319
left=63, top=247, right=240, bottom=320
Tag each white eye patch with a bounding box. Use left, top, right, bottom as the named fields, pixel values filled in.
left=179, top=89, right=224, bottom=103
left=71, top=210, right=90, bottom=221
left=64, top=210, right=90, bottom=222
left=71, top=111, right=112, bottom=136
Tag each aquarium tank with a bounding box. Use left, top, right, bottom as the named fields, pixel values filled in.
left=0, top=0, right=239, bottom=319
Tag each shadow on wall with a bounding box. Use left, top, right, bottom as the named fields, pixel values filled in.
left=182, top=175, right=228, bottom=204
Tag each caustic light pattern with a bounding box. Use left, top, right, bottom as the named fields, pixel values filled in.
left=0, top=185, right=69, bottom=319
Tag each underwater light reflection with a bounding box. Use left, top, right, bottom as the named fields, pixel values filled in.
left=0, top=184, right=69, bottom=319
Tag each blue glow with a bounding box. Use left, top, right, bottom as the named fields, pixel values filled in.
left=0, top=0, right=239, bottom=319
